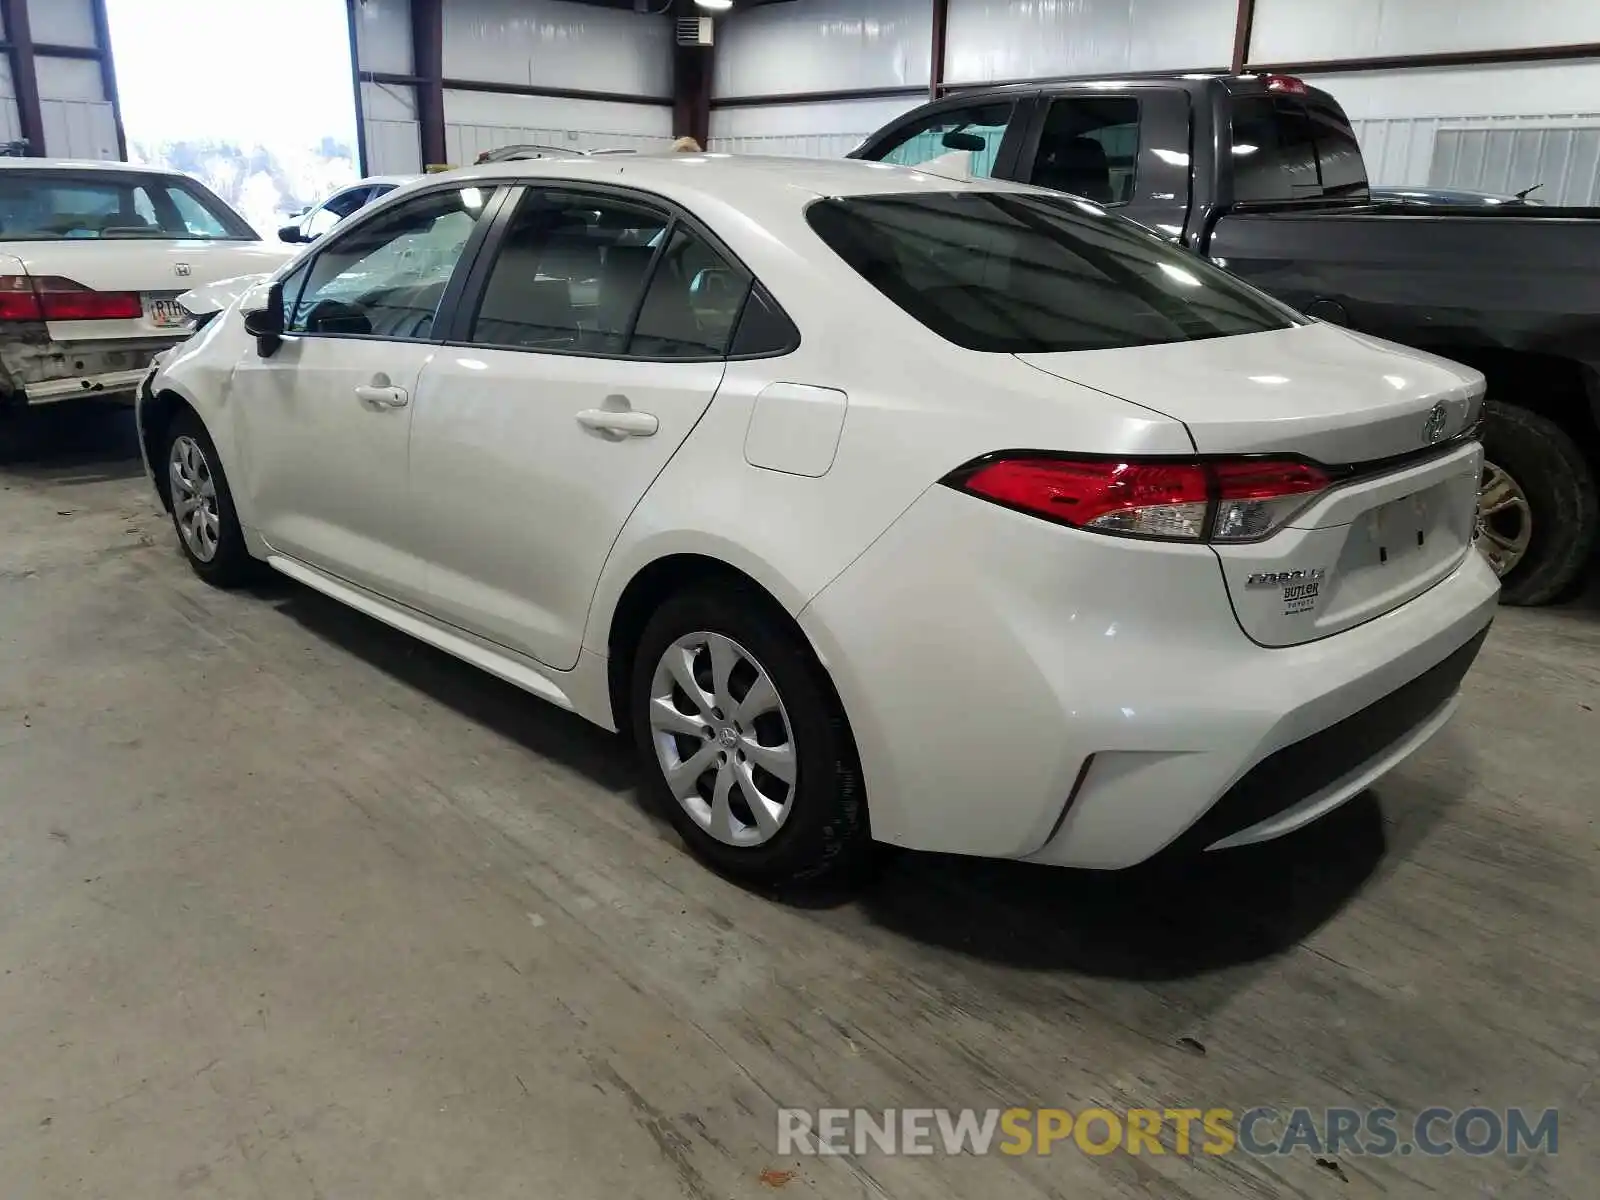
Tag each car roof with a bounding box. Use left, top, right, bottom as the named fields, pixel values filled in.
left=434, top=152, right=1041, bottom=206
left=361, top=174, right=422, bottom=186
left=0, top=157, right=186, bottom=175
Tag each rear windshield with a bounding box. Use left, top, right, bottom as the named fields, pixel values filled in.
left=0, top=171, right=255, bottom=241
left=1229, top=95, right=1369, bottom=204
left=806, top=192, right=1299, bottom=354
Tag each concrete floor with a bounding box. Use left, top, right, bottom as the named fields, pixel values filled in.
left=0, top=406, right=1595, bottom=1199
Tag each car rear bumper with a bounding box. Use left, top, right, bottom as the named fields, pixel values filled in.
left=22, top=366, right=153, bottom=404
left=798, top=484, right=1499, bottom=869
left=1, top=334, right=183, bottom=407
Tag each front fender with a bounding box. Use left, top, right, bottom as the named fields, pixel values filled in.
left=178, top=272, right=274, bottom=317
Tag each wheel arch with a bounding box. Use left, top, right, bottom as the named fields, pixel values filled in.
left=141, top=386, right=203, bottom=511
left=597, top=548, right=838, bottom=743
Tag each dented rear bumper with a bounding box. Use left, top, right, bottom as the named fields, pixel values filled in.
left=0, top=330, right=183, bottom=408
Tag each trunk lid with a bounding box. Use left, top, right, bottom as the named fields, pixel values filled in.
left=0, top=239, right=293, bottom=343
left=1017, top=322, right=1487, bottom=646
left=1016, top=322, right=1484, bottom=463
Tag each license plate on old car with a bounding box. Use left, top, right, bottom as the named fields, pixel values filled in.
left=145, top=297, right=191, bottom=329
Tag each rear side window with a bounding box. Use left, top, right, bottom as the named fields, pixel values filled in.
left=0, top=171, right=254, bottom=240
left=1231, top=96, right=1369, bottom=203
left=1030, top=97, right=1141, bottom=206
left=468, top=192, right=670, bottom=354
left=629, top=226, right=749, bottom=359
left=807, top=192, right=1298, bottom=354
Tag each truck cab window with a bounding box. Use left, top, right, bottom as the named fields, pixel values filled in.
left=870, top=102, right=1016, bottom=181
left=1231, top=96, right=1368, bottom=203
left=1030, top=97, right=1141, bottom=206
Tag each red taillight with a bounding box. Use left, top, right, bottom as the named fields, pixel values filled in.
left=0, top=275, right=42, bottom=321
left=0, top=274, right=142, bottom=322
left=947, top=455, right=1331, bottom=543
left=1264, top=74, right=1308, bottom=95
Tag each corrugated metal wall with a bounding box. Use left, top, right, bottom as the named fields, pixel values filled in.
left=709, top=95, right=925, bottom=158
left=442, top=0, right=670, bottom=98
left=944, top=0, right=1234, bottom=83
left=712, top=0, right=932, bottom=98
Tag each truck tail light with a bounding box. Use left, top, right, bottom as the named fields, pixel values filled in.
left=944, top=455, right=1330, bottom=543
left=1264, top=74, right=1309, bottom=95
left=0, top=274, right=142, bottom=322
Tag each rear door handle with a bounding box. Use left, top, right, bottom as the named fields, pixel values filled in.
left=576, top=409, right=658, bottom=438
left=355, top=384, right=409, bottom=408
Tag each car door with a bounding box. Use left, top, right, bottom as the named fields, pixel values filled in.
left=406, top=185, right=742, bottom=670
left=851, top=96, right=1035, bottom=183
left=229, top=183, right=499, bottom=607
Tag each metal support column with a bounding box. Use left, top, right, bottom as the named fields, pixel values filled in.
left=0, top=0, right=46, bottom=156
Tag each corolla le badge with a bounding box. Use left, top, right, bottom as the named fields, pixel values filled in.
left=1422, top=401, right=1449, bottom=444
left=175, top=263, right=191, bottom=277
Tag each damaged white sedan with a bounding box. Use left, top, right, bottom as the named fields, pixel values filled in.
left=0, top=159, right=290, bottom=420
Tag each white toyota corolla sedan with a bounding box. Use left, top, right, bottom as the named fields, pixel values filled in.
left=137, top=155, right=1498, bottom=886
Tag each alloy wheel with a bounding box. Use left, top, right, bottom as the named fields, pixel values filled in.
left=169, top=435, right=221, bottom=563
left=648, top=631, right=797, bottom=847
left=1475, top=460, right=1533, bottom=578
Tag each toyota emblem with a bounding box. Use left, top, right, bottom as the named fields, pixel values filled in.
left=1422, top=401, right=1448, bottom=444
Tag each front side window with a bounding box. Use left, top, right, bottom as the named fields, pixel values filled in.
left=289, top=186, right=488, bottom=339
left=807, top=191, right=1298, bottom=354
left=869, top=102, right=1016, bottom=181
left=469, top=192, right=671, bottom=354
left=1030, top=97, right=1141, bottom=206
left=0, top=171, right=253, bottom=240
left=1231, top=96, right=1369, bottom=203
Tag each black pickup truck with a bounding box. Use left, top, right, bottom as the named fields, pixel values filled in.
left=851, top=74, right=1600, bottom=605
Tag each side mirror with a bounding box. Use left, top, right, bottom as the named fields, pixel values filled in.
left=941, top=131, right=987, bottom=152
left=241, top=281, right=285, bottom=355
left=278, top=224, right=305, bottom=244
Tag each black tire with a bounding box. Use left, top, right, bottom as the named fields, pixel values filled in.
left=1480, top=401, right=1598, bottom=606
left=630, top=583, right=870, bottom=888
left=161, top=408, right=258, bottom=588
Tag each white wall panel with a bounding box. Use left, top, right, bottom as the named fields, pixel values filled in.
left=710, top=95, right=927, bottom=158
left=944, top=0, right=1233, bottom=85
left=1253, top=0, right=1600, bottom=65
left=41, top=100, right=118, bottom=159
left=444, top=90, right=672, bottom=165
left=26, top=0, right=96, bottom=48
left=713, top=0, right=931, bottom=99
left=1303, top=63, right=1600, bottom=196
left=0, top=51, right=23, bottom=149
left=36, top=56, right=104, bottom=103
left=354, top=0, right=414, bottom=75
left=362, top=81, right=421, bottom=175
left=442, top=0, right=670, bottom=97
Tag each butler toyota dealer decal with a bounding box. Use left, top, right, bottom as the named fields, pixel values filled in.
left=1246, top=568, right=1325, bottom=615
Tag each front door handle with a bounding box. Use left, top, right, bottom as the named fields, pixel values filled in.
left=355, top=384, right=409, bottom=408
left=576, top=408, right=658, bottom=438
